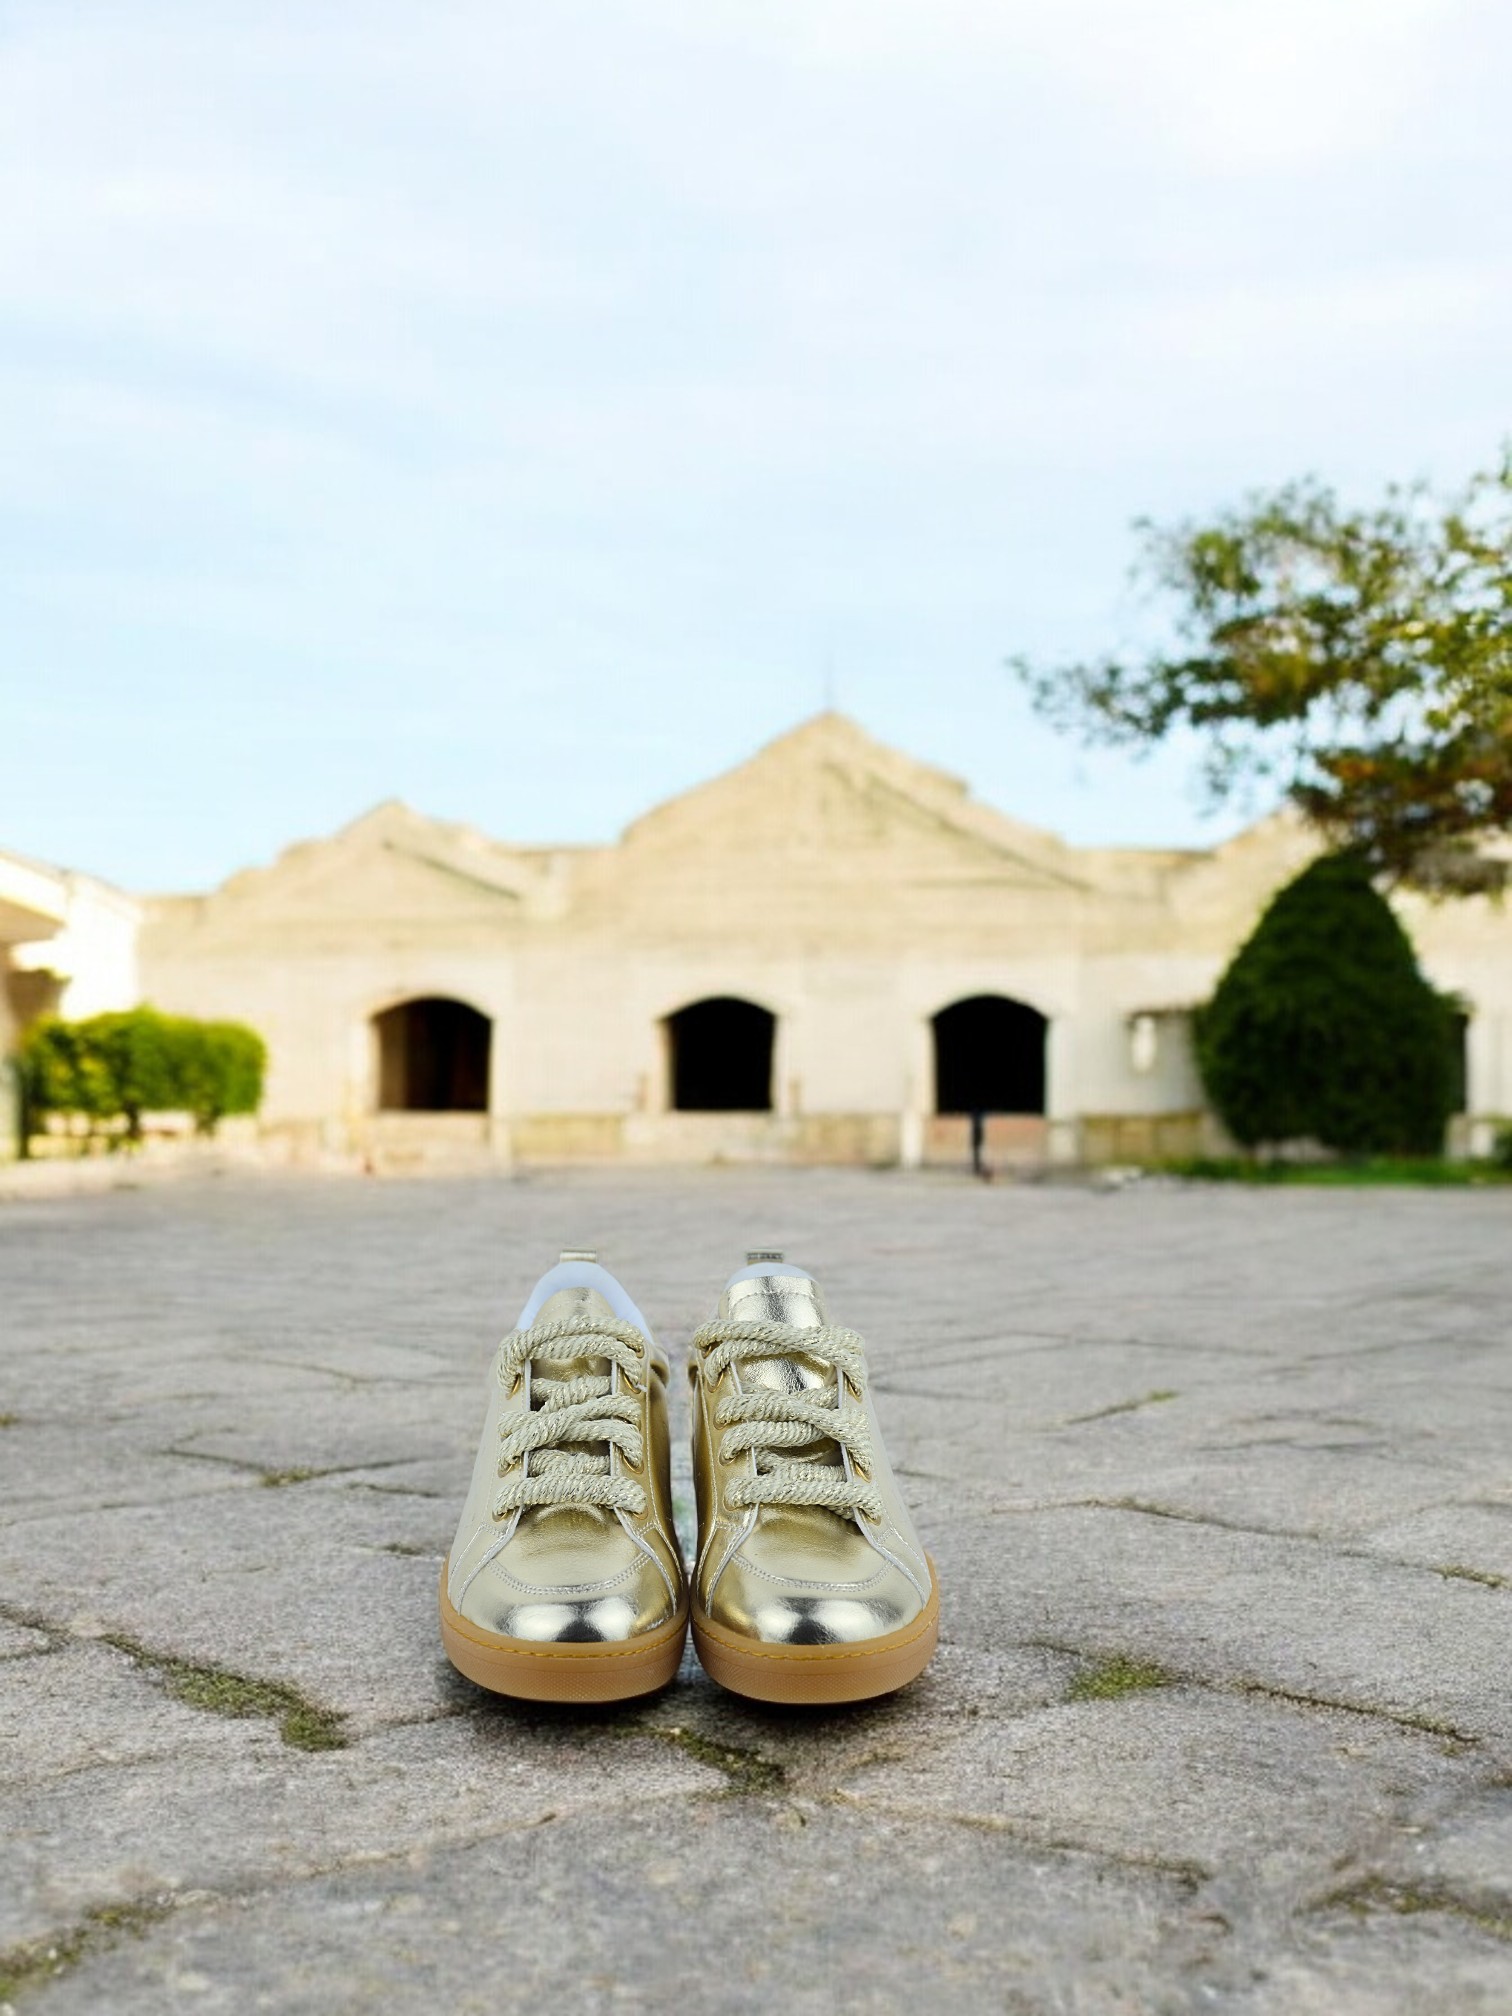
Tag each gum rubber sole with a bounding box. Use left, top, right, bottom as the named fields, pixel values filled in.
left=439, top=1567, right=688, bottom=1704
left=691, top=1562, right=940, bottom=1705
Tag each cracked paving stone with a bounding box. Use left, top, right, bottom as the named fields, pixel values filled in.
left=1357, top=1503, right=1512, bottom=1586
left=1, top=1695, right=723, bottom=1951
left=1, top=1172, right=1510, bottom=2013
left=832, top=1687, right=1486, bottom=1905
left=1224, top=1911, right=1512, bottom=2015
left=6, top=1804, right=1229, bottom=2016
left=940, top=1507, right=1512, bottom=1756
left=1364, top=1784, right=1512, bottom=1915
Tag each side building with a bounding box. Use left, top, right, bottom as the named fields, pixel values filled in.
left=136, top=714, right=1512, bottom=1166
left=1, top=850, right=141, bottom=1154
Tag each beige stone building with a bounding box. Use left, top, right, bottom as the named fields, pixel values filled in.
left=127, top=714, right=1511, bottom=1166
left=1, top=851, right=141, bottom=1149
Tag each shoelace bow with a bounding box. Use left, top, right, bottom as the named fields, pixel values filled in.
left=493, top=1314, right=650, bottom=1517
left=690, top=1318, right=883, bottom=1521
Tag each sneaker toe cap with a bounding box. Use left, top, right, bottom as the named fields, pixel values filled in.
left=708, top=1554, right=925, bottom=1646
left=457, top=1556, right=677, bottom=1643
left=483, top=1593, right=644, bottom=1642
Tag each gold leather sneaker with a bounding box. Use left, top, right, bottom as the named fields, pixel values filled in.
left=440, top=1251, right=687, bottom=1703
left=688, top=1252, right=938, bottom=1704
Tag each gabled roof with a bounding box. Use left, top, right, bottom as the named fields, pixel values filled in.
left=245, top=797, right=524, bottom=885
left=619, top=712, right=1093, bottom=891
left=142, top=711, right=1311, bottom=950
left=156, top=797, right=549, bottom=934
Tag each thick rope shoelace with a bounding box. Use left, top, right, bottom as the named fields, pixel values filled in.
left=492, top=1313, right=650, bottom=1517
left=690, top=1318, right=883, bottom=1521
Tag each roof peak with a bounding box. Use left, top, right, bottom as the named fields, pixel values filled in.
left=760, top=707, right=897, bottom=749
left=746, top=709, right=967, bottom=793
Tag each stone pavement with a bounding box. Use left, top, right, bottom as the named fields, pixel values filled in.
left=1, top=1169, right=1508, bottom=2016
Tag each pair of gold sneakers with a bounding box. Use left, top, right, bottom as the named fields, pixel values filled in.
left=439, top=1249, right=938, bottom=1706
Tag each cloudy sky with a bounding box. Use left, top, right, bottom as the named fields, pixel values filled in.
left=3, top=0, right=1509, bottom=891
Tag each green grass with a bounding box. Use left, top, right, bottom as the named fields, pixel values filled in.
left=1067, top=1654, right=1172, bottom=1703
left=0, top=1898, right=175, bottom=2004
left=1325, top=1878, right=1512, bottom=1943
left=104, top=1634, right=348, bottom=1751
left=638, top=1723, right=786, bottom=1795
left=1149, top=1156, right=1512, bottom=1187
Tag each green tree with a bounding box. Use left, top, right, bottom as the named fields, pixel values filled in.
left=1195, top=852, right=1457, bottom=1156
left=18, top=1018, right=115, bottom=1142
left=17, top=1008, right=267, bottom=1148
left=173, top=1018, right=267, bottom=1134
left=209, top=1022, right=267, bottom=1120
left=80, top=1009, right=179, bottom=1142
left=1016, top=456, right=1512, bottom=891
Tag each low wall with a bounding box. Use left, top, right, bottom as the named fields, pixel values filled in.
left=265, top=1107, right=1230, bottom=1170
left=619, top=1111, right=902, bottom=1166
left=922, top=1115, right=1048, bottom=1167
left=1075, top=1110, right=1226, bottom=1164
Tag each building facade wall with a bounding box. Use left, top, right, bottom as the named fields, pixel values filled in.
left=128, top=717, right=1512, bottom=1163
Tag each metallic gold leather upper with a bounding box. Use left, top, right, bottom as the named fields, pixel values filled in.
left=447, top=1274, right=684, bottom=1645
left=690, top=1264, right=930, bottom=1647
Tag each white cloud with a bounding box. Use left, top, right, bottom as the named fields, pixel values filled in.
left=1012, top=0, right=1466, bottom=171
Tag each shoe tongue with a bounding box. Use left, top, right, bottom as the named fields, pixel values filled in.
left=533, top=1285, right=616, bottom=1380
left=723, top=1271, right=830, bottom=1401
left=520, top=1284, right=620, bottom=1530
left=724, top=1271, right=843, bottom=1486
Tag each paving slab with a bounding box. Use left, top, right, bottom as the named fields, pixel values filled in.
left=1, top=1171, right=1509, bottom=2014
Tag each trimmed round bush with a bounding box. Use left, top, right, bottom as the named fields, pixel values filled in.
left=18, top=1007, right=266, bottom=1145
left=1195, top=852, right=1456, bottom=1156
left=172, top=1017, right=267, bottom=1133
left=83, top=1008, right=179, bottom=1138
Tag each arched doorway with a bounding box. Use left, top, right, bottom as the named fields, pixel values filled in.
left=666, top=997, right=775, bottom=1112
left=1447, top=1006, right=1471, bottom=1116
left=374, top=997, right=491, bottom=1112
left=932, top=995, right=1047, bottom=1114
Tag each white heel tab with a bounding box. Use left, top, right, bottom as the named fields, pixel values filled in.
left=516, top=1258, right=653, bottom=1339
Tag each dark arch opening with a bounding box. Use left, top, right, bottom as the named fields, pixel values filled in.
left=374, top=997, right=491, bottom=1112
left=1448, top=1007, right=1470, bottom=1115
left=933, top=995, right=1047, bottom=1115
left=667, top=997, right=775, bottom=1112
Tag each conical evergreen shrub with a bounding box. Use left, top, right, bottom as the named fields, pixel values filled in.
left=1194, top=852, right=1456, bottom=1155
